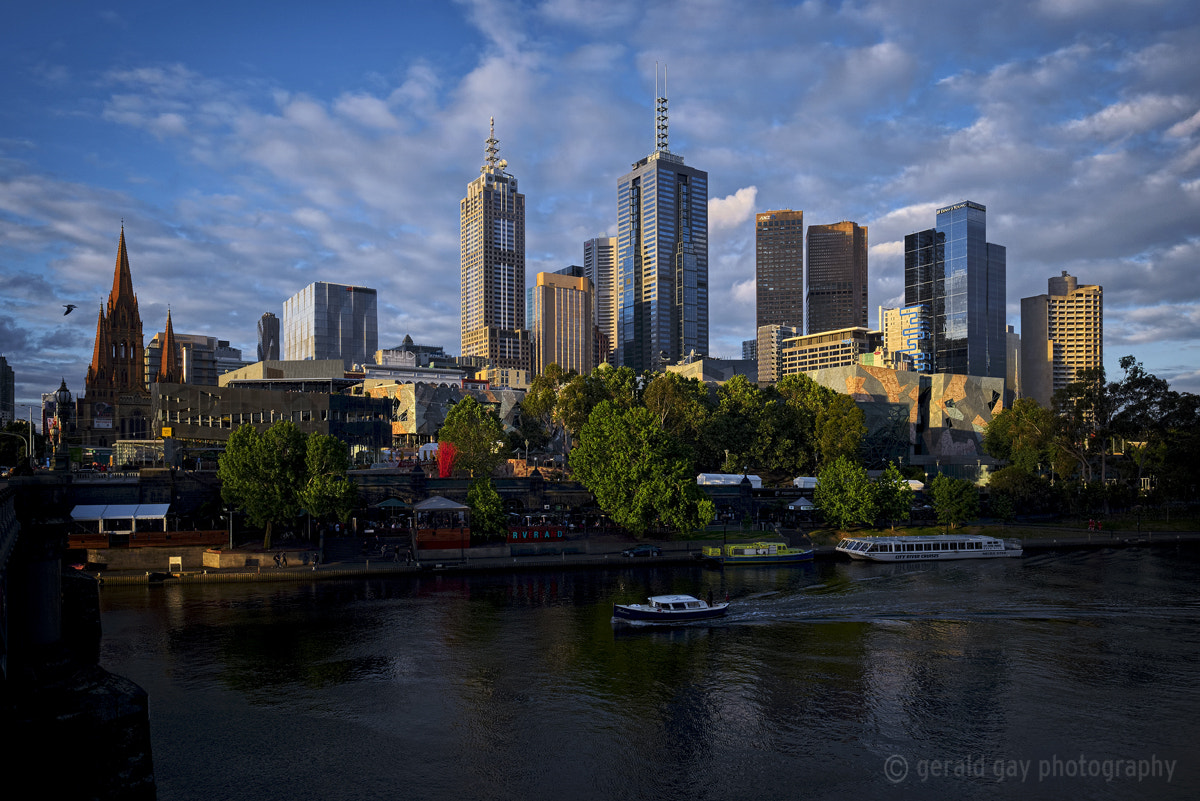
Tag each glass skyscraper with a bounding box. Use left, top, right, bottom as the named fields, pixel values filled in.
left=904, top=201, right=1006, bottom=378
left=282, top=281, right=379, bottom=370
left=616, top=89, right=707, bottom=371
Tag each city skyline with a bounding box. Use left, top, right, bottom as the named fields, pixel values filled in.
left=2, top=1, right=1199, bottom=404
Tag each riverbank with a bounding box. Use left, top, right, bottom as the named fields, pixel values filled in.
left=90, top=528, right=1200, bottom=585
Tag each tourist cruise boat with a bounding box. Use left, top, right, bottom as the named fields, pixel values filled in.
left=836, top=534, right=1023, bottom=562
left=700, top=540, right=814, bottom=566
left=612, top=594, right=728, bottom=622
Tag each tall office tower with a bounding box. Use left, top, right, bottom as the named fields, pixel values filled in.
left=616, top=75, right=708, bottom=371
left=282, top=281, right=379, bottom=370
left=1006, top=324, right=1021, bottom=403
left=1020, top=271, right=1102, bottom=408
left=584, top=236, right=618, bottom=363
left=881, top=305, right=933, bottom=373
left=757, top=324, right=799, bottom=384
left=531, top=272, right=595, bottom=377
left=904, top=201, right=1006, bottom=378
left=741, top=339, right=757, bottom=362
left=461, top=118, right=528, bottom=371
left=0, top=354, right=14, bottom=426
left=755, top=210, right=805, bottom=332
left=257, top=312, right=280, bottom=362
left=806, top=221, right=867, bottom=335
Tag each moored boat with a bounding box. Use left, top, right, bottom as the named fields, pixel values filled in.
left=836, top=534, right=1023, bottom=562
left=612, top=594, right=728, bottom=622
left=700, top=540, right=814, bottom=566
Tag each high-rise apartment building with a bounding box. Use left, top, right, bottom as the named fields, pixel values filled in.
left=282, top=281, right=378, bottom=370
left=531, top=271, right=595, bottom=376
left=583, top=236, right=617, bottom=364
left=806, top=221, right=867, bottom=335
left=755, top=210, right=805, bottom=332
left=757, top=324, right=799, bottom=384
left=257, top=312, right=280, bottom=362
left=1020, top=272, right=1102, bottom=408
left=461, top=118, right=528, bottom=371
left=616, top=82, right=708, bottom=371
left=904, top=201, right=1006, bottom=379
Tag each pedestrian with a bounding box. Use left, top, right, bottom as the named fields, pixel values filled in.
left=707, top=589, right=714, bottom=607
left=273, top=552, right=281, bottom=568
left=281, top=552, right=288, bottom=567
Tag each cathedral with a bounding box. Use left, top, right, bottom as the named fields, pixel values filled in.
left=79, top=227, right=152, bottom=447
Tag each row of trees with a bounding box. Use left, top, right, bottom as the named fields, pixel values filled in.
left=218, top=422, right=358, bottom=548
left=984, top=356, right=1200, bottom=515
left=813, top=458, right=979, bottom=531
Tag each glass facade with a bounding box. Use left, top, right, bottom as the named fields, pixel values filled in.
left=616, top=151, right=708, bottom=371
left=755, top=210, right=805, bottom=332
left=904, top=201, right=1005, bottom=379
left=282, top=282, right=379, bottom=370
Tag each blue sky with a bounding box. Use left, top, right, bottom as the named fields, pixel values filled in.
left=3, top=0, right=1199, bottom=407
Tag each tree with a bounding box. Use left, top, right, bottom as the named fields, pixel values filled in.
left=1, top=419, right=43, bottom=469
left=814, top=456, right=876, bottom=530
left=984, top=397, right=1057, bottom=474
left=643, top=371, right=711, bottom=460
left=986, top=465, right=1056, bottom=515
left=873, top=461, right=914, bottom=529
left=438, top=396, right=506, bottom=478
left=815, top=393, right=866, bottom=469
left=571, top=401, right=714, bottom=536
left=930, top=474, right=979, bottom=529
left=219, top=421, right=308, bottom=548
left=467, top=476, right=506, bottom=540
left=298, top=433, right=357, bottom=526
left=704, top=374, right=766, bottom=472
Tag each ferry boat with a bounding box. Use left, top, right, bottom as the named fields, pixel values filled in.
left=836, top=534, right=1022, bottom=562
left=612, top=594, right=729, bottom=622
left=700, top=540, right=814, bottom=566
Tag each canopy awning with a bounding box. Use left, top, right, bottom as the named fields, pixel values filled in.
left=71, top=503, right=171, bottom=521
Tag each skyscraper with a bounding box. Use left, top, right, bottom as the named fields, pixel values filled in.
left=755, top=210, right=804, bottom=332
left=0, top=354, right=14, bottom=426
left=257, top=312, right=280, bottom=362
left=583, top=236, right=617, bottom=364
left=282, top=281, right=378, bottom=369
left=806, top=221, right=867, bottom=335
left=460, top=118, right=529, bottom=371
left=1021, top=272, right=1103, bottom=408
left=616, top=77, right=708, bottom=371
left=904, top=201, right=1006, bottom=379
left=531, top=271, right=595, bottom=377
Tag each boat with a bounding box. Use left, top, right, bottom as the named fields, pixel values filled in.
left=700, top=540, right=814, bottom=565
left=612, top=594, right=729, bottom=622
left=836, top=534, right=1023, bottom=562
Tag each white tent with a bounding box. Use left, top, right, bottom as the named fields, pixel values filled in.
left=71, top=503, right=171, bottom=532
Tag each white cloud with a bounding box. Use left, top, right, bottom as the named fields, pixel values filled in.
left=1065, top=94, right=1191, bottom=139
left=708, top=186, right=757, bottom=232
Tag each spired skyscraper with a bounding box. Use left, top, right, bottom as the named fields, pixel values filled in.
left=460, top=118, right=530, bottom=371
left=616, top=74, right=708, bottom=371
left=904, top=201, right=1006, bottom=379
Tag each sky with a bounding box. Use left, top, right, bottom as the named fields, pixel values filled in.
left=3, top=0, right=1199, bottom=409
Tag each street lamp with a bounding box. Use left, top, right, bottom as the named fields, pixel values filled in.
left=52, top=379, right=72, bottom=472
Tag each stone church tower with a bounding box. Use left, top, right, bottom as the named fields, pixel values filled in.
left=81, top=227, right=151, bottom=447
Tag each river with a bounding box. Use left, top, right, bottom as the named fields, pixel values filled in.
left=98, top=546, right=1200, bottom=800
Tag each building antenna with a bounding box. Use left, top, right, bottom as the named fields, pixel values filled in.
left=485, top=116, right=499, bottom=168
left=656, top=63, right=669, bottom=153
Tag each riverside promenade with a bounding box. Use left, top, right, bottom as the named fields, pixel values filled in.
left=92, top=526, right=1200, bottom=586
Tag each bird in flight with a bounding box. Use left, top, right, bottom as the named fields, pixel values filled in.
left=63, top=304, right=77, bottom=315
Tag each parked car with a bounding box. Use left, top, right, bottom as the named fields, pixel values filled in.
left=622, top=544, right=663, bottom=558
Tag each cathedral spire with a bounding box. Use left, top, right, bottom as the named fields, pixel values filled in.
left=157, top=308, right=182, bottom=384
left=87, top=306, right=109, bottom=387
left=110, top=224, right=136, bottom=309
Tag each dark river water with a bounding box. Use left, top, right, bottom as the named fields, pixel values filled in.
left=98, top=547, right=1200, bottom=800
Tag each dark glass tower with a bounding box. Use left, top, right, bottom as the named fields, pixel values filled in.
left=616, top=81, right=708, bottom=371
left=806, top=220, right=868, bottom=335
left=904, top=201, right=1005, bottom=378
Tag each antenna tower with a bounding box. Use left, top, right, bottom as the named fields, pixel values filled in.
left=655, top=63, right=669, bottom=152
left=485, top=116, right=500, bottom=168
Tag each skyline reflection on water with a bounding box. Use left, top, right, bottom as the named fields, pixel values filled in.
left=99, top=547, right=1199, bottom=800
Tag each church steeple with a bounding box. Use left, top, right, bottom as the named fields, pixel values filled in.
left=157, top=308, right=182, bottom=384
left=110, top=224, right=136, bottom=308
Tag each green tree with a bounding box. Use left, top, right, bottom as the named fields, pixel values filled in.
left=571, top=401, right=714, bottom=536
left=986, top=465, right=1056, bottom=515
left=467, top=476, right=506, bottom=540
left=643, top=371, right=712, bottom=459
left=873, top=461, right=914, bottom=529
left=930, top=474, right=979, bottom=529
left=298, top=433, right=357, bottom=526
left=704, top=374, right=766, bottom=472
left=814, top=456, right=876, bottom=530
left=439, top=396, right=506, bottom=478
left=984, top=397, right=1057, bottom=474
left=1, top=419, right=43, bottom=469
left=815, top=393, right=866, bottom=469
left=219, top=421, right=308, bottom=548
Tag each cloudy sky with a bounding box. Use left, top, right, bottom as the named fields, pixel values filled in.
left=3, top=0, right=1199, bottom=408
